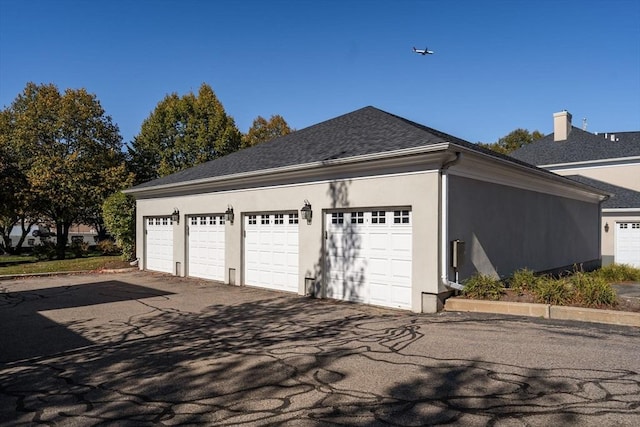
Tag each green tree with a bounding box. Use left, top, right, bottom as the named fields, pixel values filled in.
left=5, top=82, right=129, bottom=259
left=478, top=128, right=544, bottom=155
left=128, top=83, right=241, bottom=184
left=102, top=191, right=136, bottom=260
left=241, top=114, right=293, bottom=148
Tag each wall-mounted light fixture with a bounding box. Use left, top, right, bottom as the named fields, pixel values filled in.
left=301, top=200, right=312, bottom=224
left=171, top=208, right=180, bottom=224
left=225, top=205, right=234, bottom=225
left=604, top=222, right=609, bottom=233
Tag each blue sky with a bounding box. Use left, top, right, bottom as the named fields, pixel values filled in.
left=1, top=0, right=639, bottom=146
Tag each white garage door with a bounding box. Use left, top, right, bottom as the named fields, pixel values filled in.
left=145, top=217, right=174, bottom=274
left=188, top=215, right=225, bottom=281
left=326, top=210, right=412, bottom=310
left=616, top=222, right=640, bottom=268
left=244, top=213, right=299, bottom=293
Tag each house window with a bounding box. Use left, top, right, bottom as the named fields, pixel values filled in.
left=274, top=214, right=284, bottom=224
left=394, top=210, right=410, bottom=224
left=261, top=215, right=270, bottom=225
left=28, top=238, right=35, bottom=246
left=289, top=213, right=299, bottom=224
left=351, top=212, right=364, bottom=224
left=248, top=215, right=257, bottom=225
left=372, top=211, right=386, bottom=224
left=331, top=212, right=344, bottom=224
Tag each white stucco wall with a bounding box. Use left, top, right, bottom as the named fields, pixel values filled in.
left=134, top=169, right=441, bottom=313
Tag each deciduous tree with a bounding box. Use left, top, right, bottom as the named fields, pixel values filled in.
left=478, top=128, right=544, bottom=155
left=241, top=114, right=293, bottom=148
left=128, top=83, right=241, bottom=184
left=5, top=82, right=129, bottom=259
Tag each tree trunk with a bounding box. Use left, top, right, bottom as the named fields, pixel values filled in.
left=13, top=220, right=33, bottom=256
left=55, top=221, right=69, bottom=260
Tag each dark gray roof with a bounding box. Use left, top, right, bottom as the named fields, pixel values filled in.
left=510, top=127, right=640, bottom=165
left=130, top=106, right=532, bottom=190
left=566, top=175, right=640, bottom=209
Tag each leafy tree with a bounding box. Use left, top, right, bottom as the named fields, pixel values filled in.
left=5, top=82, right=130, bottom=259
left=0, top=107, right=41, bottom=254
left=241, top=114, right=293, bottom=148
left=478, top=128, right=544, bottom=155
left=128, top=83, right=241, bottom=184
left=102, top=191, right=136, bottom=260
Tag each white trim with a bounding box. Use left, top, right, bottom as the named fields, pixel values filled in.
left=603, top=208, right=640, bottom=213
left=542, top=156, right=640, bottom=170
left=125, top=143, right=450, bottom=196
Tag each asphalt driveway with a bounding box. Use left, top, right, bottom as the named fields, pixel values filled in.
left=1, top=272, right=639, bottom=426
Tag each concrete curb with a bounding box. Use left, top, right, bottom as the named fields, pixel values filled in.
left=0, top=267, right=138, bottom=281
left=444, top=298, right=640, bottom=327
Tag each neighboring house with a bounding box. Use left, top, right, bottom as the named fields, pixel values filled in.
left=125, top=106, right=605, bottom=313
left=511, top=111, right=640, bottom=268
left=9, top=223, right=98, bottom=248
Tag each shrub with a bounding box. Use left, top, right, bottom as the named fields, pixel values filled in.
left=462, top=273, right=505, bottom=301
left=508, top=268, right=540, bottom=294
left=69, top=241, right=89, bottom=258
left=571, top=272, right=618, bottom=308
left=33, top=241, right=57, bottom=261
left=102, top=191, right=136, bottom=260
left=533, top=276, right=574, bottom=305
left=593, top=264, right=640, bottom=283
left=97, top=239, right=120, bottom=256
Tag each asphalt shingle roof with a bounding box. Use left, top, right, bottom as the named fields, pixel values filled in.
left=510, top=127, right=640, bottom=165
left=566, top=175, right=640, bottom=209
left=130, top=106, right=532, bottom=190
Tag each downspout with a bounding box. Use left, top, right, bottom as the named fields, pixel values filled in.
left=440, top=152, right=464, bottom=291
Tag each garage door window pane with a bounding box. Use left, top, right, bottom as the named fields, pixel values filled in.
left=248, top=215, right=257, bottom=225
left=162, top=218, right=168, bottom=225
left=219, top=215, right=225, bottom=225
left=351, top=212, right=364, bottom=224
left=289, top=213, right=299, bottom=224
left=394, top=210, right=410, bottom=224
left=372, top=211, right=386, bottom=224
left=620, top=224, right=627, bottom=229
left=275, top=214, right=284, bottom=224
left=332, top=213, right=344, bottom=224
left=261, top=215, right=270, bottom=224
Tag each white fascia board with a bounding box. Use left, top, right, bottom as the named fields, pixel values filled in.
left=124, top=143, right=451, bottom=197
left=448, top=146, right=608, bottom=203
left=602, top=208, right=640, bottom=213
left=541, top=156, right=640, bottom=170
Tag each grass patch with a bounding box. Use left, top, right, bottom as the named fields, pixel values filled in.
left=0, top=255, right=130, bottom=276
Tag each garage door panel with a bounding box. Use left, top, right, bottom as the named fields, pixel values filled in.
left=616, top=222, right=640, bottom=268
left=244, top=213, right=299, bottom=293
left=145, top=218, right=174, bottom=274
left=187, top=215, right=225, bottom=282
left=326, top=210, right=412, bottom=310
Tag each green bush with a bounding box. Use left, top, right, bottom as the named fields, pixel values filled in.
left=97, top=239, right=120, bottom=256
left=33, top=241, right=57, bottom=261
left=508, top=268, right=540, bottom=294
left=533, top=277, right=574, bottom=305
left=592, top=264, right=640, bottom=283
left=69, top=241, right=89, bottom=258
left=571, top=272, right=618, bottom=308
left=102, top=191, right=136, bottom=261
left=462, top=273, right=505, bottom=301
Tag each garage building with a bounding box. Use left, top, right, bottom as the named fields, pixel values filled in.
left=125, top=107, right=606, bottom=313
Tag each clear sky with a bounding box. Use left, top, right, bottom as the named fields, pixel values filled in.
left=1, top=0, right=639, bottom=146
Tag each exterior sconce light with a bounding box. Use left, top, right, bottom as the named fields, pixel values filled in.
left=225, top=205, right=234, bottom=224
left=301, top=200, right=312, bottom=224
left=604, top=222, right=609, bottom=233
left=171, top=208, right=180, bottom=224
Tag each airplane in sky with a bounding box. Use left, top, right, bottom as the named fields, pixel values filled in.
left=413, top=46, right=434, bottom=55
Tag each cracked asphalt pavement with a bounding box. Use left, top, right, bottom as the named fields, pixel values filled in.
left=1, top=271, right=639, bottom=426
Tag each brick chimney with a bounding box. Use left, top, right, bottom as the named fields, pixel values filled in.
left=553, top=110, right=572, bottom=141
